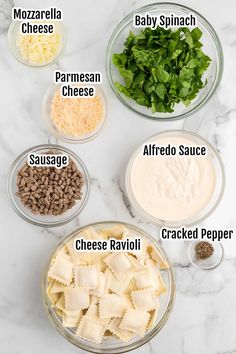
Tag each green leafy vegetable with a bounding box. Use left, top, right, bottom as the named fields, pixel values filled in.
left=118, top=68, right=133, bottom=88
left=112, top=26, right=211, bottom=113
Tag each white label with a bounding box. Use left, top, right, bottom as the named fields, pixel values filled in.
left=54, top=71, right=102, bottom=84
left=133, top=13, right=197, bottom=30
left=12, top=7, right=63, bottom=35
left=142, top=144, right=208, bottom=156
left=60, top=85, right=96, bottom=98
left=74, top=237, right=142, bottom=252
left=160, top=227, right=234, bottom=242
left=12, top=7, right=63, bottom=21
left=53, top=71, right=102, bottom=98
left=27, top=153, right=69, bottom=169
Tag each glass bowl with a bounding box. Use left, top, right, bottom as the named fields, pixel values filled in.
left=188, top=241, right=224, bottom=270
left=125, top=130, right=225, bottom=227
left=7, top=144, right=90, bottom=227
left=106, top=3, right=223, bottom=121
left=43, top=221, right=175, bottom=353
left=42, top=84, right=108, bottom=144
left=7, top=20, right=66, bottom=67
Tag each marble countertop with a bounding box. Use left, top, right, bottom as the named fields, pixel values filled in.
left=0, top=0, right=236, bottom=353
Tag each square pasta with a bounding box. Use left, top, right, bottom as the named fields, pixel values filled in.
left=131, top=288, right=159, bottom=311
left=55, top=308, right=64, bottom=318
left=85, top=303, right=99, bottom=319
left=128, top=255, right=146, bottom=271
left=122, top=232, right=149, bottom=262
left=63, top=310, right=82, bottom=328
left=74, top=265, right=99, bottom=289
left=54, top=293, right=65, bottom=312
left=156, top=272, right=167, bottom=295
left=84, top=252, right=110, bottom=272
left=76, top=316, right=106, bottom=344
left=99, top=294, right=132, bottom=319
left=48, top=253, right=74, bottom=286
left=148, top=246, right=169, bottom=269
left=108, top=318, right=134, bottom=342
left=59, top=246, right=70, bottom=255
left=119, top=308, right=150, bottom=337
left=47, top=289, right=60, bottom=306
left=86, top=303, right=110, bottom=325
left=145, top=259, right=167, bottom=294
left=125, top=278, right=137, bottom=294
left=99, top=224, right=128, bottom=239
left=80, top=227, right=103, bottom=240
left=133, top=269, right=154, bottom=289
left=147, top=307, right=159, bottom=330
left=104, top=252, right=136, bottom=279
left=107, top=270, right=133, bottom=295
left=49, top=280, right=66, bottom=294
left=90, top=295, right=99, bottom=305
left=90, top=271, right=111, bottom=297
left=64, top=287, right=90, bottom=311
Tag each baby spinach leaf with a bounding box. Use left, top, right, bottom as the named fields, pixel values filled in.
left=191, top=27, right=202, bottom=41
left=112, top=26, right=211, bottom=114
left=115, top=82, right=131, bottom=97
left=118, top=68, right=133, bottom=88
left=112, top=53, right=126, bottom=68
left=155, top=66, right=170, bottom=83
left=155, top=83, right=166, bottom=100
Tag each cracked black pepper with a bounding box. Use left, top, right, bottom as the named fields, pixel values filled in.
left=195, top=241, right=214, bottom=260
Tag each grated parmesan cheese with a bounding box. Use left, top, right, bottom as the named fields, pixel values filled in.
left=17, top=30, right=61, bottom=65
left=50, top=89, right=105, bottom=137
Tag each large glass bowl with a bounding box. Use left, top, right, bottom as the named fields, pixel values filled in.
left=106, top=3, right=223, bottom=121
left=43, top=221, right=175, bottom=353
left=125, top=130, right=225, bottom=227
left=7, top=144, right=90, bottom=227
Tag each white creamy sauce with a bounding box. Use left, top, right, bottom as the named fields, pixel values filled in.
left=131, top=136, right=216, bottom=222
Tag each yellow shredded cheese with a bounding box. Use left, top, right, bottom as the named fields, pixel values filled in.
left=17, top=31, right=61, bottom=65
left=50, top=89, right=105, bottom=137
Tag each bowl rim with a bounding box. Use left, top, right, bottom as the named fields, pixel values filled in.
left=42, top=83, right=108, bottom=144
left=42, top=221, right=176, bottom=353
left=7, top=144, right=90, bottom=227
left=125, top=130, right=225, bottom=227
left=106, top=2, right=224, bottom=121
left=7, top=20, right=66, bottom=68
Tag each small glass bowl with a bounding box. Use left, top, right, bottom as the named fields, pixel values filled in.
left=43, top=221, right=175, bottom=353
left=188, top=241, right=224, bottom=270
left=125, top=130, right=225, bottom=228
left=42, top=84, right=108, bottom=144
left=106, top=3, right=223, bottom=121
left=7, top=20, right=66, bottom=67
left=7, top=144, right=90, bottom=227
